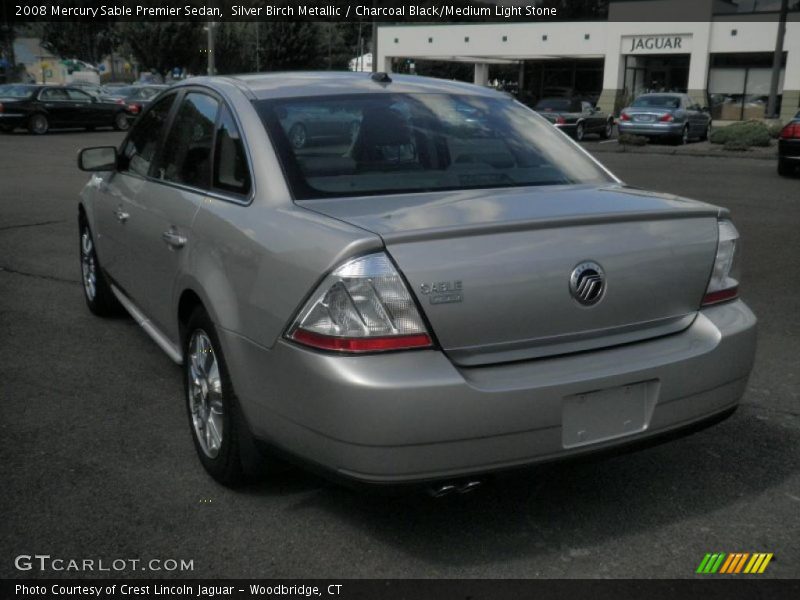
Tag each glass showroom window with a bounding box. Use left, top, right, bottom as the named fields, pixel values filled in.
left=708, top=53, right=786, bottom=121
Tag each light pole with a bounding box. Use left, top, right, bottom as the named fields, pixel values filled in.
left=767, top=0, right=788, bottom=119
left=205, top=21, right=216, bottom=75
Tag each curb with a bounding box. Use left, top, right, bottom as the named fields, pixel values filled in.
left=586, top=144, right=777, bottom=161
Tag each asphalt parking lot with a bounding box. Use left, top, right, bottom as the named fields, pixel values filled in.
left=1, top=129, right=798, bottom=579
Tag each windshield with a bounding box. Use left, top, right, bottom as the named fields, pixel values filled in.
left=256, top=93, right=612, bottom=200
left=0, top=85, right=37, bottom=98
left=632, top=95, right=681, bottom=109
left=534, top=98, right=572, bottom=111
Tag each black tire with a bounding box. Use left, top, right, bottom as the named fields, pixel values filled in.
left=289, top=123, right=307, bottom=149
left=599, top=119, right=613, bottom=140
left=778, top=158, right=793, bottom=177
left=27, top=113, right=48, bottom=135
left=700, top=121, right=712, bottom=141
left=113, top=112, right=130, bottom=131
left=79, top=217, right=124, bottom=317
left=574, top=122, right=585, bottom=142
left=183, top=307, right=279, bottom=486
left=676, top=125, right=689, bottom=145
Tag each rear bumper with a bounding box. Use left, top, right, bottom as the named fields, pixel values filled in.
left=778, top=139, right=800, bottom=159
left=618, top=121, right=684, bottom=137
left=0, top=113, right=26, bottom=128
left=221, top=300, right=757, bottom=484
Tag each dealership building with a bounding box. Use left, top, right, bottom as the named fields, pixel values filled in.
left=376, top=0, right=800, bottom=122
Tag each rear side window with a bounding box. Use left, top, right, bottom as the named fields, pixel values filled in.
left=155, top=92, right=219, bottom=189
left=66, top=89, right=93, bottom=102
left=213, top=106, right=251, bottom=197
left=120, top=94, right=176, bottom=177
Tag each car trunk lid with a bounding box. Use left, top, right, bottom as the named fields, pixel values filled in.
left=300, top=184, right=721, bottom=366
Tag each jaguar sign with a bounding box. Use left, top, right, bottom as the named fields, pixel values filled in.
left=622, top=34, right=692, bottom=54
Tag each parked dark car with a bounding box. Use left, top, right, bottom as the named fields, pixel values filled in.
left=618, top=93, right=711, bottom=144
left=778, top=110, right=800, bottom=177
left=279, top=104, right=362, bottom=149
left=0, top=84, right=131, bottom=134
left=533, top=97, right=614, bottom=141
left=102, top=84, right=169, bottom=122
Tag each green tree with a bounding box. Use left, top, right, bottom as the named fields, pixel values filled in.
left=117, top=22, right=204, bottom=76
left=40, top=22, right=119, bottom=64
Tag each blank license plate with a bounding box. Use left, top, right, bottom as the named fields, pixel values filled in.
left=562, top=381, right=658, bottom=448
left=635, top=115, right=655, bottom=122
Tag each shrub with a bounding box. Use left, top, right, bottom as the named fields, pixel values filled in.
left=710, top=121, right=771, bottom=147
left=618, top=133, right=648, bottom=146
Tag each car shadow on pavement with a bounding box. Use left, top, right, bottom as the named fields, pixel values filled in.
left=243, top=410, right=798, bottom=568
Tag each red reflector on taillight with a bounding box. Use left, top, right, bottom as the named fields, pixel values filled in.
left=291, top=330, right=432, bottom=353
left=780, top=123, right=800, bottom=139
left=555, top=116, right=566, bottom=124
left=127, top=103, right=140, bottom=114
left=702, top=287, right=738, bottom=306
left=659, top=113, right=674, bottom=122
left=620, top=112, right=631, bottom=121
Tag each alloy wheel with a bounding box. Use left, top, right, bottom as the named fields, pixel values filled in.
left=30, top=114, right=48, bottom=134
left=290, top=124, right=307, bottom=149
left=80, top=230, right=97, bottom=301
left=187, top=330, right=224, bottom=459
left=575, top=123, right=585, bottom=142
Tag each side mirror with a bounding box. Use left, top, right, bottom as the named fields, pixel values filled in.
left=702, top=106, right=709, bottom=112
left=78, top=146, right=118, bottom=171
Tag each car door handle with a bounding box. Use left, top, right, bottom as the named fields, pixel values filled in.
left=162, top=230, right=187, bottom=249
left=115, top=208, right=129, bottom=223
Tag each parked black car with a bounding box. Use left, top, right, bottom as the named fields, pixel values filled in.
left=778, top=110, right=800, bottom=177
left=102, top=85, right=168, bottom=122
left=533, top=97, right=614, bottom=141
left=0, top=84, right=130, bottom=134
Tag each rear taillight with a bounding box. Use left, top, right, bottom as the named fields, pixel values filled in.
left=127, top=103, right=141, bottom=114
left=287, top=252, right=433, bottom=353
left=702, top=220, right=740, bottom=307
left=780, top=122, right=800, bottom=139
left=0, top=103, right=4, bottom=113
left=659, top=113, right=674, bottom=122
left=619, top=112, right=631, bottom=121
left=555, top=115, right=566, bottom=125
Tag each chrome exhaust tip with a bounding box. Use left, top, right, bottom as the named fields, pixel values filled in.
left=428, top=480, right=484, bottom=498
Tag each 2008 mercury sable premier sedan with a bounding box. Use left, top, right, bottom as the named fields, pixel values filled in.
left=77, top=72, right=756, bottom=490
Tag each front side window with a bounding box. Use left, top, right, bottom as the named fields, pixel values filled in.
left=256, top=93, right=612, bottom=200
left=120, top=94, right=176, bottom=177
left=154, top=92, right=219, bottom=189
left=40, top=88, right=69, bottom=101
left=213, top=106, right=251, bottom=196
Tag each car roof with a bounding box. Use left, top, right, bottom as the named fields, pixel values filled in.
left=176, top=71, right=504, bottom=100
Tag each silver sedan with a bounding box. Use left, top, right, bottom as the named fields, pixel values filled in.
left=618, top=93, right=713, bottom=144
left=76, top=73, right=756, bottom=492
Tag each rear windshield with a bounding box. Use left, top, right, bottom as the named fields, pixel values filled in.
left=103, top=86, right=137, bottom=98
left=255, top=93, right=612, bottom=200
left=534, top=98, right=572, bottom=111
left=632, top=95, right=681, bottom=109
left=0, top=85, right=37, bottom=98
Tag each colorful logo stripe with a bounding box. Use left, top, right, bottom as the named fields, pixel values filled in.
left=697, top=553, right=773, bottom=574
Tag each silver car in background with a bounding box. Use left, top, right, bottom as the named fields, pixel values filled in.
left=76, top=73, right=756, bottom=491
left=618, top=93, right=712, bottom=144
